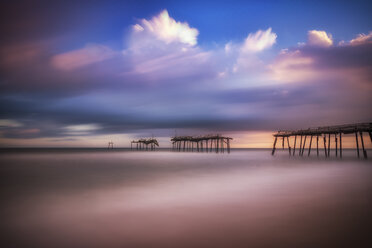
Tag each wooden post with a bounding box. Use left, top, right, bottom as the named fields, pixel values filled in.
left=335, top=134, right=338, bottom=157
left=355, top=132, right=360, bottom=158
left=308, top=135, right=313, bottom=156
left=221, top=139, right=224, bottom=153
left=301, top=135, right=307, bottom=156
left=216, top=139, right=219, bottom=153
left=316, top=135, right=319, bottom=156
left=369, top=132, right=372, bottom=142
left=327, top=133, right=331, bottom=157
left=293, top=135, right=297, bottom=156
left=339, top=133, right=342, bottom=158
left=360, top=132, right=367, bottom=159
left=323, top=136, right=327, bottom=157
left=227, top=139, right=231, bottom=154
left=286, top=136, right=291, bottom=155
left=299, top=135, right=303, bottom=156
left=282, top=137, right=284, bottom=150
left=272, top=137, right=278, bottom=155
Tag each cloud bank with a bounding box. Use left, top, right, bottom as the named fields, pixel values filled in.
left=0, top=9, right=371, bottom=147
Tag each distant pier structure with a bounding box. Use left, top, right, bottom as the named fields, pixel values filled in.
left=272, top=123, right=372, bottom=158
left=108, top=141, right=114, bottom=149
left=171, top=134, right=232, bottom=153
left=131, top=138, right=159, bottom=151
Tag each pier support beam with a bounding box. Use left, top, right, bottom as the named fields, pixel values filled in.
left=355, top=132, right=360, bottom=158
left=335, top=134, right=338, bottom=157
left=323, top=136, right=327, bottom=157
left=316, top=135, right=319, bottom=156
left=327, top=133, right=331, bottom=157
left=301, top=135, right=307, bottom=156
left=272, top=137, right=278, bottom=155
left=308, top=135, right=313, bottom=156
left=293, top=135, right=297, bottom=156
left=360, top=132, right=367, bottom=159
left=339, top=133, right=342, bottom=158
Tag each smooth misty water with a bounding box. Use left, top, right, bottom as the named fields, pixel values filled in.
left=1, top=149, right=371, bottom=248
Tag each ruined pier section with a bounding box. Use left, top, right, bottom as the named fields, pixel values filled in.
left=272, top=123, right=372, bottom=158
left=108, top=141, right=114, bottom=149
left=171, top=135, right=233, bottom=153
left=131, top=138, right=159, bottom=151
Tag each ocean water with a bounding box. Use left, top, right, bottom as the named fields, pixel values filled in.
left=1, top=148, right=371, bottom=248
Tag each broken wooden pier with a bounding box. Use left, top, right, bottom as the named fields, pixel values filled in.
left=272, top=122, right=372, bottom=158
left=108, top=141, right=114, bottom=149
left=131, top=138, right=159, bottom=151
left=171, top=134, right=232, bottom=153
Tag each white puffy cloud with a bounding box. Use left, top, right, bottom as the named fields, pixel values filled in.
left=120, top=10, right=214, bottom=82
left=133, top=10, right=199, bottom=46
left=241, top=28, right=277, bottom=53
left=307, top=30, right=333, bottom=47
left=350, top=31, right=372, bottom=46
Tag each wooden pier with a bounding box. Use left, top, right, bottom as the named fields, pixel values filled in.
left=108, top=141, right=114, bottom=149
left=272, top=123, right=372, bottom=158
left=131, top=138, right=159, bottom=151
left=171, top=134, right=232, bottom=153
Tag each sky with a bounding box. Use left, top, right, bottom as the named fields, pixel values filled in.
left=0, top=0, right=371, bottom=147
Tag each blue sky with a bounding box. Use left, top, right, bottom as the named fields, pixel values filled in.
left=0, top=0, right=371, bottom=147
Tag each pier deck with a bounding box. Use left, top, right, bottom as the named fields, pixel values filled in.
left=131, top=138, right=159, bottom=150
left=272, top=123, right=372, bottom=158
left=171, top=134, right=232, bottom=153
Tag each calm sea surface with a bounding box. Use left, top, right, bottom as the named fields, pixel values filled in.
left=1, top=148, right=371, bottom=248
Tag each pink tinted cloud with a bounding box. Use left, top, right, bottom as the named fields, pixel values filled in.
left=268, top=31, right=372, bottom=83
left=0, top=42, right=42, bottom=68
left=51, top=44, right=117, bottom=71
left=350, top=31, right=372, bottom=46
left=18, top=128, right=40, bottom=134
